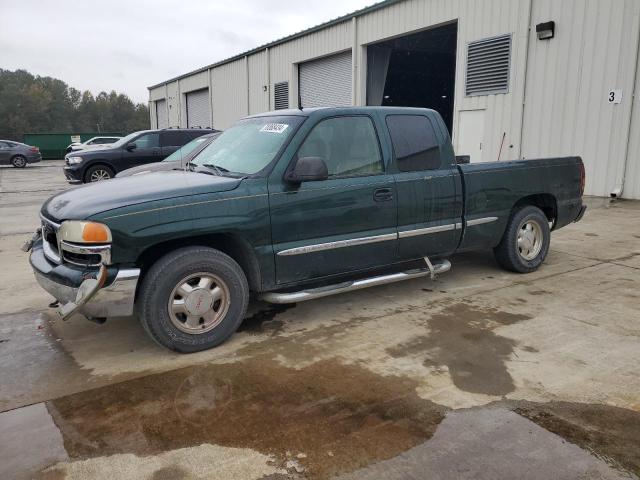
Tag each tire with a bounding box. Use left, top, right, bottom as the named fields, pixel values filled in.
left=493, top=205, right=550, bottom=273
left=11, top=155, right=27, bottom=168
left=84, top=164, right=114, bottom=183
left=137, top=246, right=249, bottom=353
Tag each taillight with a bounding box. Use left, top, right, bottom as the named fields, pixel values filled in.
left=579, top=162, right=585, bottom=196
left=30, top=147, right=39, bottom=152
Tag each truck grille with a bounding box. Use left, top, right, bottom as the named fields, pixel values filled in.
left=41, top=215, right=61, bottom=264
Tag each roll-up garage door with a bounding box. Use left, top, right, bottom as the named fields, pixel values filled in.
left=156, top=99, right=168, bottom=129
left=299, top=51, right=352, bottom=108
left=186, top=88, right=211, bottom=128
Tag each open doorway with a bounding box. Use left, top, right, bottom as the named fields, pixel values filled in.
left=366, top=22, right=457, bottom=133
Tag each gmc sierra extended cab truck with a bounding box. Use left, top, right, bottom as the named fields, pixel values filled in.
left=26, top=107, right=586, bottom=352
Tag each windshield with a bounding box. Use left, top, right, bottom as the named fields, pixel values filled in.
left=191, top=116, right=303, bottom=175
left=162, top=135, right=212, bottom=162
left=110, top=131, right=142, bottom=149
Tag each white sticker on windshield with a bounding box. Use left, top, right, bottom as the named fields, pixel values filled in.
left=260, top=123, right=289, bottom=134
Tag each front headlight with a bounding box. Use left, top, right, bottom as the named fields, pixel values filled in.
left=58, top=221, right=112, bottom=244
left=67, top=156, right=83, bottom=165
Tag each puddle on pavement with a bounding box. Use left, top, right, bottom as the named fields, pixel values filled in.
left=513, top=401, right=640, bottom=475
left=237, top=303, right=297, bottom=335
left=34, top=356, right=447, bottom=479
left=387, top=302, right=531, bottom=396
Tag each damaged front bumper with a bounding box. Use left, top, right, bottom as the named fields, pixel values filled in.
left=29, top=239, right=140, bottom=321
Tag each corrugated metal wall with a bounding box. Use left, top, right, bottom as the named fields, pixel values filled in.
left=522, top=0, right=640, bottom=198
left=148, top=0, right=640, bottom=198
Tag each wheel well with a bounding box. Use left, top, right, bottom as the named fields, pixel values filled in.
left=136, top=234, right=262, bottom=292
left=512, top=194, right=557, bottom=225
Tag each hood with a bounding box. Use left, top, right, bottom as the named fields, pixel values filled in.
left=42, top=170, right=241, bottom=221
left=116, top=160, right=179, bottom=178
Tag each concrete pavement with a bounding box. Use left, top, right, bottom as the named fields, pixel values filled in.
left=0, top=162, right=638, bottom=479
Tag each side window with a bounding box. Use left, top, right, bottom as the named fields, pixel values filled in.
left=161, top=131, right=189, bottom=147
left=0, top=142, right=9, bottom=149
left=386, top=115, right=442, bottom=171
left=133, top=133, right=160, bottom=148
left=297, top=116, right=382, bottom=177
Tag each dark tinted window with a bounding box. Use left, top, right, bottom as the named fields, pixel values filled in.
left=161, top=131, right=189, bottom=147
left=185, top=131, right=207, bottom=141
left=386, top=115, right=441, bottom=171
left=298, top=116, right=382, bottom=177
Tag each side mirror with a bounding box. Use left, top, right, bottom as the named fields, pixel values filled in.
left=285, top=156, right=329, bottom=184
left=126, top=143, right=137, bottom=152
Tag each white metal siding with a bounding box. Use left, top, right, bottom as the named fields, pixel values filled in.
left=186, top=89, right=211, bottom=127
left=249, top=50, right=270, bottom=114
left=211, top=59, right=248, bottom=129
left=149, top=0, right=640, bottom=198
left=156, top=99, right=168, bottom=129
left=299, top=51, right=353, bottom=107
left=521, top=0, right=640, bottom=198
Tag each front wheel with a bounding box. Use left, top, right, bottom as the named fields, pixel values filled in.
left=85, top=164, right=114, bottom=182
left=137, top=246, right=249, bottom=352
left=493, top=206, right=550, bottom=273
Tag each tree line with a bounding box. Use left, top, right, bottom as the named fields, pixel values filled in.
left=0, top=69, right=149, bottom=141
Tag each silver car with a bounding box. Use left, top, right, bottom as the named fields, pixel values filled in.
left=0, top=140, right=42, bottom=168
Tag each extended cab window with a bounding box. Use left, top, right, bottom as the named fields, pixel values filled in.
left=133, top=133, right=160, bottom=148
left=386, top=115, right=441, bottom=171
left=298, top=116, right=382, bottom=177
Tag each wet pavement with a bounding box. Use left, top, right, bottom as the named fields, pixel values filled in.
left=1, top=163, right=639, bottom=479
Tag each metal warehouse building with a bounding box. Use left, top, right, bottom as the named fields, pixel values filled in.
left=148, top=0, right=640, bottom=199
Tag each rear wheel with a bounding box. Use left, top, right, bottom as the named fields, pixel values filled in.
left=494, top=206, right=550, bottom=273
left=85, top=165, right=114, bottom=182
left=11, top=155, right=27, bottom=168
left=137, top=246, right=249, bottom=353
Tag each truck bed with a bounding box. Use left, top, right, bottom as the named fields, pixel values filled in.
left=455, top=156, right=584, bottom=252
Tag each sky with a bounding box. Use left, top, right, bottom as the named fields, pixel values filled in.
left=0, top=0, right=376, bottom=104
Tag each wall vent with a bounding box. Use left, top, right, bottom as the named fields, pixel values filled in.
left=274, top=81, right=289, bottom=109
left=465, top=34, right=511, bottom=96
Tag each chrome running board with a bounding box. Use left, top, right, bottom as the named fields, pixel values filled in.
left=261, top=258, right=451, bottom=304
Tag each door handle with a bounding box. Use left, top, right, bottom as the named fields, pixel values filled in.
left=373, top=188, right=393, bottom=202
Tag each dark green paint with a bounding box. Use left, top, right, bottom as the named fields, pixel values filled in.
left=40, top=107, right=585, bottom=292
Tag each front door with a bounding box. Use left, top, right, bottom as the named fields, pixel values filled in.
left=124, top=132, right=161, bottom=169
left=269, top=115, right=397, bottom=285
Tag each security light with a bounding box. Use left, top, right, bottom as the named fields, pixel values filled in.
left=536, top=21, right=555, bottom=40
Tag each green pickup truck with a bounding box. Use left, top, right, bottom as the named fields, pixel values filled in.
left=27, top=107, right=586, bottom=352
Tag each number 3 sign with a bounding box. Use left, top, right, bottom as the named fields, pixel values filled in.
left=608, top=89, right=623, bottom=104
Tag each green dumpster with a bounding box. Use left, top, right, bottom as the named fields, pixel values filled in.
left=23, top=132, right=123, bottom=160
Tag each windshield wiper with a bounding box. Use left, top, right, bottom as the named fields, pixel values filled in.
left=202, top=164, right=230, bottom=175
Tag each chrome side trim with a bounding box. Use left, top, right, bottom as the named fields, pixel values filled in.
left=261, top=260, right=452, bottom=304
left=466, top=216, right=499, bottom=227
left=60, top=241, right=112, bottom=266
left=398, top=223, right=458, bottom=238
left=277, top=233, right=397, bottom=256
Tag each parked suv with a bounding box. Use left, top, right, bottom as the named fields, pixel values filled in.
left=63, top=128, right=213, bottom=183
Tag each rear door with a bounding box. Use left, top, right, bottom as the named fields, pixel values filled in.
left=269, top=115, right=398, bottom=285
left=386, top=114, right=461, bottom=260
